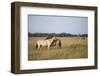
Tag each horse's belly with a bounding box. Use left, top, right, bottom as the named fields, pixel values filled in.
left=39, top=41, right=47, bottom=46
left=41, top=42, right=47, bottom=46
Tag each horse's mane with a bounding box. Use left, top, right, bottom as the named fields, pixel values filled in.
left=45, top=36, right=53, bottom=40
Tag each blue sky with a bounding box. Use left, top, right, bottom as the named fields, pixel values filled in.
left=28, top=15, right=88, bottom=34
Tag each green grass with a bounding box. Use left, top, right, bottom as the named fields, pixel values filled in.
left=28, top=37, right=88, bottom=60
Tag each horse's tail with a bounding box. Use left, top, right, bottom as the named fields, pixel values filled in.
left=58, top=40, right=62, bottom=48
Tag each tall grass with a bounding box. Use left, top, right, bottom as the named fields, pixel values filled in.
left=28, top=37, right=88, bottom=60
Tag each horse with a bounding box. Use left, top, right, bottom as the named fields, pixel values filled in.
left=50, top=39, right=62, bottom=48
left=36, top=37, right=55, bottom=49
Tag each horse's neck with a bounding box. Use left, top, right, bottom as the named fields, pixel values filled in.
left=49, top=39, right=54, bottom=43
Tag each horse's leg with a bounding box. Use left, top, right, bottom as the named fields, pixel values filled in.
left=48, top=44, right=50, bottom=49
left=36, top=43, right=38, bottom=48
left=39, top=45, right=40, bottom=49
left=58, top=40, right=62, bottom=48
left=37, top=44, right=40, bottom=49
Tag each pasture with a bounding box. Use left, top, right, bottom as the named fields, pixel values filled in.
left=28, top=37, right=88, bottom=60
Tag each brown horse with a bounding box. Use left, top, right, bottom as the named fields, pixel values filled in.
left=51, top=39, right=62, bottom=48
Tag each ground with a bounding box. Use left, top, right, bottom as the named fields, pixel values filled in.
left=28, top=37, right=88, bottom=60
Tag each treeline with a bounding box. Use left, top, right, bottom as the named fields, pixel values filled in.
left=28, top=32, right=88, bottom=37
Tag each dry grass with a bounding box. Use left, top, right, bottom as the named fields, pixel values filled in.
left=28, top=37, right=88, bottom=60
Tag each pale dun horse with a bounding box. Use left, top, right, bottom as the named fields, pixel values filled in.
left=36, top=37, right=55, bottom=49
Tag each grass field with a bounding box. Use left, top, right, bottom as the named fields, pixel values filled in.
left=28, top=37, right=88, bottom=60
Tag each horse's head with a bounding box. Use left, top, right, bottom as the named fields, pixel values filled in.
left=45, top=35, right=54, bottom=40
